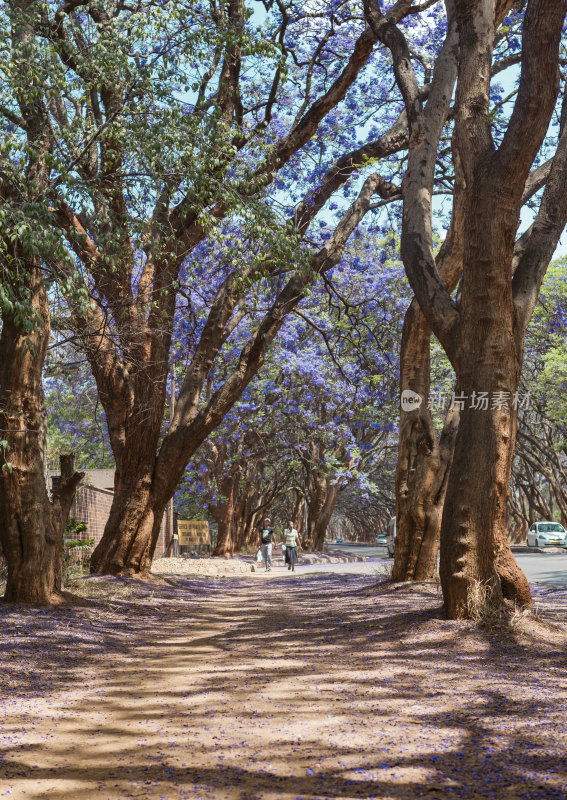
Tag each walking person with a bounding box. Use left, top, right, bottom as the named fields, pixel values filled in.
left=258, top=517, right=276, bottom=572
left=283, top=521, right=301, bottom=572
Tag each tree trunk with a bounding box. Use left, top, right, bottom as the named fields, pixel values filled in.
left=304, top=475, right=326, bottom=549
left=395, top=402, right=459, bottom=581
left=231, top=472, right=256, bottom=552
left=439, top=223, right=531, bottom=616
left=89, top=464, right=165, bottom=575
left=212, top=516, right=235, bottom=557
left=440, top=396, right=531, bottom=617
left=211, top=474, right=237, bottom=557
left=394, top=134, right=466, bottom=582
left=0, top=268, right=83, bottom=603
left=312, top=483, right=341, bottom=551
left=244, top=509, right=262, bottom=548
left=291, top=491, right=303, bottom=529
left=394, top=296, right=460, bottom=583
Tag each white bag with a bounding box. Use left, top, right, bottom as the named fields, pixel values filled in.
left=256, top=548, right=264, bottom=563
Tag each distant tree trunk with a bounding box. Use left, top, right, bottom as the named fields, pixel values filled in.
left=305, top=475, right=327, bottom=549
left=0, top=268, right=83, bottom=603
left=210, top=475, right=237, bottom=557
left=312, top=483, right=341, bottom=551
left=245, top=510, right=262, bottom=548
left=232, top=476, right=254, bottom=552
left=291, top=491, right=303, bottom=530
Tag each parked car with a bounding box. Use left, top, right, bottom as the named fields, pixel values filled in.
left=336, top=537, right=344, bottom=544
left=526, top=521, right=567, bottom=548
left=386, top=516, right=396, bottom=557
left=375, top=533, right=387, bottom=545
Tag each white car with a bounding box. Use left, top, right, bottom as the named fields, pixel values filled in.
left=526, top=521, right=567, bottom=548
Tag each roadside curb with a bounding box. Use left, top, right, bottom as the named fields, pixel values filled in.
left=511, top=546, right=567, bottom=554
left=300, top=551, right=368, bottom=565
left=238, top=550, right=369, bottom=569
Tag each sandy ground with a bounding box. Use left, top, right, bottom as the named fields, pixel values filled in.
left=1, top=571, right=567, bottom=800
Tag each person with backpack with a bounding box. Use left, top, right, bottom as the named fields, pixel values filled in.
left=258, top=517, right=276, bottom=571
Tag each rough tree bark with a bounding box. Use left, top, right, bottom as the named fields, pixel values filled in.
left=394, top=386, right=460, bottom=582
left=367, top=0, right=567, bottom=617
left=437, top=0, right=564, bottom=617
left=312, top=482, right=341, bottom=551
left=210, top=473, right=238, bottom=557
left=0, top=268, right=83, bottom=604
left=394, top=138, right=465, bottom=582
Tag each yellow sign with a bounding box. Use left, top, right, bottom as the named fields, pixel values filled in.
left=177, top=520, right=210, bottom=547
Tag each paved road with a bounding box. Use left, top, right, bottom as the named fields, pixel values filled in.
left=277, top=543, right=567, bottom=587
left=514, top=552, right=567, bottom=587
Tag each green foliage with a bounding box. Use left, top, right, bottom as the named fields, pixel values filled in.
left=526, top=257, right=567, bottom=439
left=64, top=516, right=88, bottom=538
left=0, top=436, right=11, bottom=473
left=45, top=355, right=115, bottom=470
left=63, top=519, right=92, bottom=582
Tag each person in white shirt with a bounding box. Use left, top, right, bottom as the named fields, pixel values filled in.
left=282, top=521, right=301, bottom=572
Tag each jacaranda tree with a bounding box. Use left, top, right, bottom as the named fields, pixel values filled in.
left=370, top=0, right=567, bottom=617
left=1, top=0, right=420, bottom=594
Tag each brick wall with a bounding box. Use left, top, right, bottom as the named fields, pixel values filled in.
left=69, top=485, right=172, bottom=558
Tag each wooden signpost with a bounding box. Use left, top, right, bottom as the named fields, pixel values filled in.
left=177, top=520, right=210, bottom=553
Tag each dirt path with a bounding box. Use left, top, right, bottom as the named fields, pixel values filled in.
left=1, top=573, right=566, bottom=800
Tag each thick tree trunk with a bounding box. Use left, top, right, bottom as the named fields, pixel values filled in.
left=212, top=516, right=236, bottom=557
left=440, top=226, right=531, bottom=617
left=0, top=269, right=83, bottom=603
left=395, top=402, right=459, bottom=582
left=312, top=483, right=341, bottom=551
left=394, top=135, right=465, bottom=582
left=394, top=298, right=459, bottom=583
left=440, top=397, right=531, bottom=617
left=89, top=465, right=164, bottom=575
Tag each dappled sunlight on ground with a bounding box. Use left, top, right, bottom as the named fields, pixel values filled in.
left=0, top=574, right=566, bottom=799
